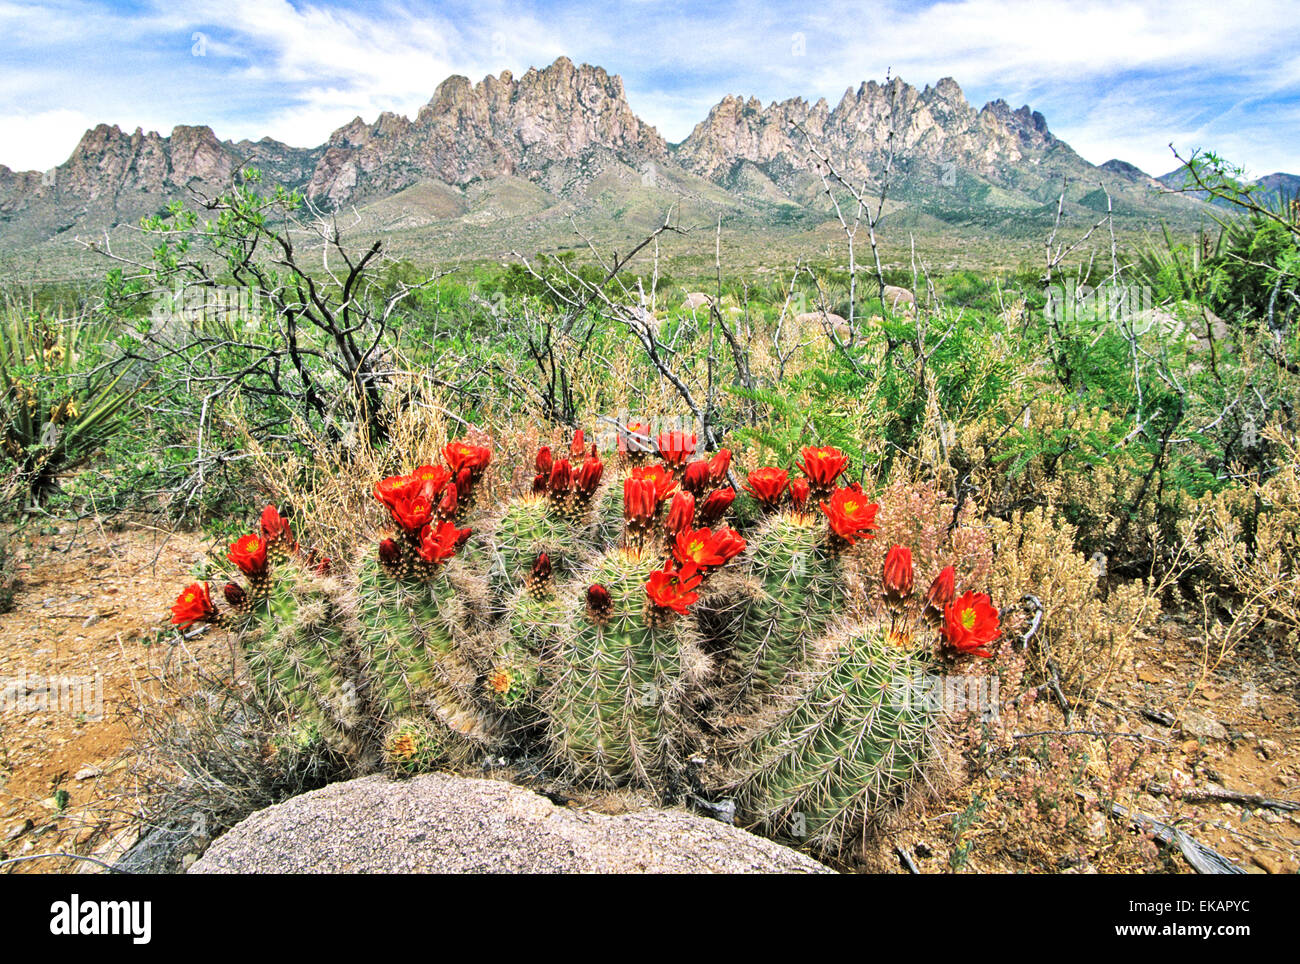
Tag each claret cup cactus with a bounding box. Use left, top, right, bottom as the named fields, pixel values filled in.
left=168, top=431, right=1003, bottom=857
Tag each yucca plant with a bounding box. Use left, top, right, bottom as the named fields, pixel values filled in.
left=0, top=309, right=136, bottom=503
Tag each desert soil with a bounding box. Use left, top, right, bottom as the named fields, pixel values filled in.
left=0, top=521, right=218, bottom=873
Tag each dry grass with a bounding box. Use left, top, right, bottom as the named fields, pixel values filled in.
left=986, top=505, right=1155, bottom=696
left=1189, top=423, right=1300, bottom=655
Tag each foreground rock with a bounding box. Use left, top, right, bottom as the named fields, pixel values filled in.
left=190, top=773, right=833, bottom=874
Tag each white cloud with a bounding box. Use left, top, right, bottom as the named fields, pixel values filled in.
left=0, top=0, right=1295, bottom=174
left=0, top=109, right=95, bottom=170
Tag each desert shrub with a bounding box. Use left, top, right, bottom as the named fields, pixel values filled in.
left=986, top=505, right=1154, bottom=697
left=853, top=475, right=994, bottom=590
left=731, top=302, right=1023, bottom=478
left=1206, top=216, right=1299, bottom=328
left=944, top=655, right=1168, bottom=873
left=956, top=396, right=1182, bottom=566
left=1188, top=424, right=1300, bottom=652
left=130, top=670, right=352, bottom=869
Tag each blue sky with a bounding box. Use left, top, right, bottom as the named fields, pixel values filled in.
left=1, top=0, right=1297, bottom=177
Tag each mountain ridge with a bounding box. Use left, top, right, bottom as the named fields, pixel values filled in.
left=0, top=57, right=1238, bottom=261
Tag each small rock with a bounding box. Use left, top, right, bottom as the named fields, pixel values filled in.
left=1085, top=812, right=1108, bottom=841
left=882, top=284, right=915, bottom=310
left=74, top=765, right=101, bottom=781
left=4, top=819, right=33, bottom=842
left=81, top=614, right=100, bottom=629
left=1258, top=738, right=1281, bottom=759
left=181, top=853, right=197, bottom=870
left=1180, top=711, right=1228, bottom=741
left=1252, top=853, right=1284, bottom=874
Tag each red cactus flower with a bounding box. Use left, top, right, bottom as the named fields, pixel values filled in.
left=313, top=556, right=332, bottom=576
left=443, top=439, right=491, bottom=478
left=623, top=477, right=658, bottom=527
left=171, top=581, right=217, bottom=628
left=673, top=526, right=746, bottom=573
left=531, top=472, right=548, bottom=495
left=569, top=429, right=587, bottom=457
left=528, top=552, right=554, bottom=595
left=436, top=482, right=458, bottom=523
left=411, top=464, right=451, bottom=500
left=378, top=538, right=402, bottom=567
left=942, top=591, right=1001, bottom=658
left=586, top=583, right=613, bottom=622
left=673, top=526, right=724, bottom=570
left=224, top=582, right=247, bottom=608
left=925, top=566, right=957, bottom=611
left=259, top=504, right=293, bottom=545
left=535, top=445, right=553, bottom=477
left=418, top=520, right=471, bottom=565
left=454, top=466, right=473, bottom=500
left=882, top=544, right=914, bottom=602
left=682, top=460, right=712, bottom=495
left=227, top=534, right=268, bottom=578
left=576, top=453, right=604, bottom=496
left=798, top=445, right=850, bottom=490
left=788, top=477, right=811, bottom=512
left=645, top=562, right=704, bottom=615
left=712, top=526, right=747, bottom=566
left=744, top=467, right=789, bottom=509
left=531, top=552, right=552, bottom=583
left=619, top=420, right=654, bottom=456
left=665, top=491, right=696, bottom=536
left=630, top=464, right=678, bottom=502
left=389, top=493, right=434, bottom=534
left=697, top=488, right=735, bottom=525
left=656, top=430, right=697, bottom=467
left=819, top=487, right=880, bottom=545
left=374, top=473, right=417, bottom=510
left=707, top=449, right=732, bottom=483
left=548, top=458, right=574, bottom=496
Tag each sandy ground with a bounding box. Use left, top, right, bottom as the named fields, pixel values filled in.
left=1, top=524, right=1297, bottom=874
left=0, top=521, right=218, bottom=873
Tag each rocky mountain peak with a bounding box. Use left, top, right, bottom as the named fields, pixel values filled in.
left=0, top=58, right=1219, bottom=254
left=303, top=56, right=666, bottom=206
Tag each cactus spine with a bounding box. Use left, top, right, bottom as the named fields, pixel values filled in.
left=735, top=624, right=935, bottom=852
left=545, top=549, right=688, bottom=789
left=239, top=564, right=365, bottom=750
left=349, top=550, right=497, bottom=757
left=710, top=510, right=844, bottom=706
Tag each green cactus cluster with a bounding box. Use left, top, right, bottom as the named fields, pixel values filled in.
left=734, top=624, right=937, bottom=852
left=169, top=435, right=1001, bottom=858
left=474, top=495, right=581, bottom=605
left=239, top=566, right=364, bottom=750
left=544, top=547, right=692, bottom=788
left=703, top=510, right=844, bottom=709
